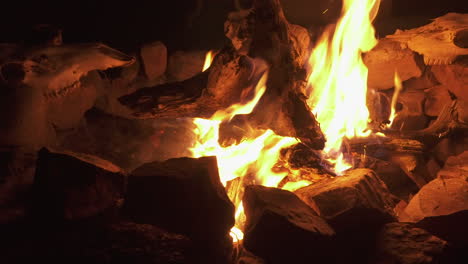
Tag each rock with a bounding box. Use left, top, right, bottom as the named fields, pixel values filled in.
left=0, top=221, right=191, bottom=264
left=105, top=222, right=191, bottom=264
left=166, top=50, right=207, bottom=82
left=401, top=71, right=439, bottom=91
left=295, top=169, right=397, bottom=232
left=243, top=185, right=335, bottom=264
left=391, top=89, right=429, bottom=131
left=431, top=63, right=468, bottom=101
left=437, top=151, right=468, bottom=179
left=58, top=107, right=194, bottom=171
left=374, top=223, right=448, bottom=264
left=426, top=158, right=442, bottom=181
left=401, top=177, right=468, bottom=223
left=365, top=38, right=423, bottom=90
left=0, top=146, right=37, bottom=224
left=432, top=132, right=468, bottom=164
left=424, top=85, right=452, bottom=117
left=140, top=41, right=167, bottom=81
left=416, top=210, right=468, bottom=248
left=123, top=156, right=234, bottom=263
left=295, top=169, right=397, bottom=262
left=352, top=153, right=419, bottom=201
left=390, top=153, right=433, bottom=188
left=31, top=148, right=126, bottom=222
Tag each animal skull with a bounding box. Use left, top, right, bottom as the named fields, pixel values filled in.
left=0, top=43, right=135, bottom=148
left=387, top=13, right=468, bottom=65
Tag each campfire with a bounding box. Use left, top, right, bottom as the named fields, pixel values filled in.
left=1, top=0, right=467, bottom=263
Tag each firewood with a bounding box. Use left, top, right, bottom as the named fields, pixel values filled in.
left=119, top=0, right=326, bottom=149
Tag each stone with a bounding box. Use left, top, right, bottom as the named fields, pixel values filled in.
left=295, top=169, right=397, bottom=262
left=0, top=146, right=37, bottom=224
left=432, top=132, right=468, bottom=164
left=123, top=156, right=234, bottom=263
left=0, top=221, right=191, bottom=264
left=426, top=158, right=442, bottom=181
left=57, top=107, right=194, bottom=171
left=390, top=153, right=434, bottom=188
left=431, top=63, right=468, bottom=101
left=391, top=89, right=429, bottom=131
left=352, top=153, right=419, bottom=201
left=437, top=151, right=468, bottom=179
left=401, top=177, right=468, bottom=223
left=166, top=50, right=207, bottom=82
left=243, top=185, right=335, bottom=264
left=374, top=223, right=448, bottom=264
left=424, top=85, right=452, bottom=117
left=364, top=38, right=423, bottom=90
left=140, top=41, right=167, bottom=81
left=295, top=169, right=397, bottom=232
left=31, top=148, right=126, bottom=222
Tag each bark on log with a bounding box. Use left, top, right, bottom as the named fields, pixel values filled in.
left=119, top=0, right=326, bottom=149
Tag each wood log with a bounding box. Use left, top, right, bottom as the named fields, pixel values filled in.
left=119, top=0, right=326, bottom=149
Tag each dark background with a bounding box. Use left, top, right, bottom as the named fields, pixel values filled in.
left=0, top=0, right=466, bottom=52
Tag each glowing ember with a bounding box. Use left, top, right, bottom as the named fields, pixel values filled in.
left=306, top=0, right=381, bottom=174
left=388, top=70, right=403, bottom=127
left=202, top=50, right=214, bottom=72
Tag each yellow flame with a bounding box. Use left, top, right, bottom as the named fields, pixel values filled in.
left=190, top=71, right=299, bottom=241
left=388, top=70, right=403, bottom=127
left=202, top=50, right=214, bottom=72
left=306, top=0, right=381, bottom=174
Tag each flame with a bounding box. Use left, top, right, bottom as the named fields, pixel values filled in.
left=306, top=0, right=381, bottom=174
left=190, top=70, right=299, bottom=241
left=202, top=50, right=215, bottom=72
left=387, top=70, right=403, bottom=127
left=190, top=0, right=383, bottom=244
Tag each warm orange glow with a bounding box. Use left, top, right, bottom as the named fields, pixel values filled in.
left=388, top=70, right=403, bottom=127
left=202, top=50, right=214, bottom=72
left=190, top=0, right=383, bottom=243
left=306, top=0, right=381, bottom=174
left=190, top=71, right=299, bottom=241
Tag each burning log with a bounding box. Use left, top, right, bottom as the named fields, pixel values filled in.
left=374, top=223, right=448, bottom=264
left=123, top=156, right=234, bottom=263
left=242, top=185, right=335, bottom=264
left=31, top=148, right=126, bottom=223
left=119, top=0, right=326, bottom=149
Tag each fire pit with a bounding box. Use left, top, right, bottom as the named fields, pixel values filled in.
left=1, top=0, right=467, bottom=263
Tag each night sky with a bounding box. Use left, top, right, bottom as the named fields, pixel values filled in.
left=0, top=0, right=466, bottom=52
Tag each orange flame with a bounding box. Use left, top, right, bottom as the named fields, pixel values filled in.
left=306, top=0, right=381, bottom=174
left=388, top=70, right=403, bottom=127
left=190, top=71, right=299, bottom=241
left=202, top=50, right=215, bottom=72
left=190, top=0, right=382, bottom=243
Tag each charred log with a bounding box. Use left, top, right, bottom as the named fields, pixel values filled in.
left=119, top=0, right=326, bottom=149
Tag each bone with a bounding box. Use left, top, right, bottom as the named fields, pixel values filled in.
left=387, top=13, right=468, bottom=65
